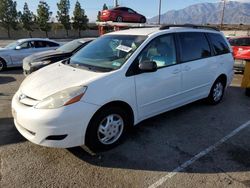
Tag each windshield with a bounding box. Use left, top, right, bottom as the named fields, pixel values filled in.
left=69, top=35, right=147, bottom=71
left=5, top=41, right=19, bottom=49
left=57, top=40, right=86, bottom=53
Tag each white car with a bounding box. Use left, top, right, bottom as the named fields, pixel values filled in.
left=12, top=25, right=234, bottom=151
left=0, top=38, right=60, bottom=71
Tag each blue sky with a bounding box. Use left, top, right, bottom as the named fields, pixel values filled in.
left=16, top=0, right=247, bottom=22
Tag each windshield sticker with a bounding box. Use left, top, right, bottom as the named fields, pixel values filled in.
left=112, top=62, right=122, bottom=67
left=116, top=45, right=132, bottom=53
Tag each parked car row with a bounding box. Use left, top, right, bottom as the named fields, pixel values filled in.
left=0, top=38, right=60, bottom=71
left=0, top=38, right=94, bottom=75
left=23, top=38, right=93, bottom=75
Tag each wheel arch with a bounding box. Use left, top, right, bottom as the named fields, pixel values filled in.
left=216, top=74, right=227, bottom=87
left=88, top=100, right=135, bottom=128
left=0, top=57, right=7, bottom=65
left=0, top=57, right=7, bottom=70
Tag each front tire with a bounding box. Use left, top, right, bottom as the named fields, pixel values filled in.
left=0, top=59, right=6, bottom=72
left=245, top=88, right=250, bottom=97
left=85, top=106, right=129, bottom=152
left=140, top=17, right=146, bottom=23
left=116, top=16, right=123, bottom=22
left=207, top=79, right=225, bottom=105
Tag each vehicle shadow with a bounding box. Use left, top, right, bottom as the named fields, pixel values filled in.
left=68, top=86, right=250, bottom=173
left=0, top=67, right=23, bottom=75
left=0, top=76, right=16, bottom=84
left=0, top=118, right=26, bottom=146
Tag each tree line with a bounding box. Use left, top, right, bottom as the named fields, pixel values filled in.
left=0, top=0, right=89, bottom=38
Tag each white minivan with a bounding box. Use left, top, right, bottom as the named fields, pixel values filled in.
left=12, top=25, right=234, bottom=151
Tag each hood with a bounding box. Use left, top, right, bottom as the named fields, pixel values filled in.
left=25, top=50, right=65, bottom=62
left=20, top=62, right=107, bottom=100
left=0, top=48, right=9, bottom=52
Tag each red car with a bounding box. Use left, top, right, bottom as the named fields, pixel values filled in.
left=228, top=36, right=250, bottom=72
left=100, top=7, right=146, bottom=23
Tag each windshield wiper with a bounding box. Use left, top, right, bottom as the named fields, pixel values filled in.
left=70, top=63, right=114, bottom=72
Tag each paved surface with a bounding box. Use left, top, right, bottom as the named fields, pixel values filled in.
left=0, top=66, right=250, bottom=188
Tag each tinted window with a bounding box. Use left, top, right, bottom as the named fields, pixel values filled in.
left=179, top=32, right=211, bottom=62
left=208, top=33, right=230, bottom=55
left=229, top=38, right=250, bottom=46
left=47, top=41, right=59, bottom=47
left=120, top=8, right=128, bottom=11
left=137, top=34, right=177, bottom=68
left=34, top=41, right=47, bottom=48
left=57, top=40, right=89, bottom=53
left=128, top=9, right=136, bottom=13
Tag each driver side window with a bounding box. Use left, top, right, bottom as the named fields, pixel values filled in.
left=19, top=42, right=30, bottom=49
left=138, top=35, right=177, bottom=68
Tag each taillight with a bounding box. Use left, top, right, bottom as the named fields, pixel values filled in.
left=102, top=11, right=110, bottom=16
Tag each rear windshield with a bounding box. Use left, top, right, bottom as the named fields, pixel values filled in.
left=57, top=40, right=87, bottom=53
left=229, top=38, right=250, bottom=46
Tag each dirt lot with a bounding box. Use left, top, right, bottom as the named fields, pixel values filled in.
left=0, top=69, right=250, bottom=187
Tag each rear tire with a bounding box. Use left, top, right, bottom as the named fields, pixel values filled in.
left=0, top=59, right=6, bottom=72
left=207, top=79, right=225, bottom=105
left=85, top=106, right=130, bottom=152
left=116, top=16, right=123, bottom=22
left=140, top=17, right=146, bottom=23
left=245, top=88, right=250, bottom=97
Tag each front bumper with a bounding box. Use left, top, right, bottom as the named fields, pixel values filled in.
left=23, top=64, right=41, bottom=76
left=11, top=93, right=99, bottom=148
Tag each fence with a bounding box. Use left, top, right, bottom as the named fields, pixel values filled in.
left=0, top=28, right=99, bottom=39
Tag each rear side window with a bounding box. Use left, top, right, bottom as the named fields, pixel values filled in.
left=208, top=33, right=230, bottom=55
left=47, top=41, right=60, bottom=47
left=178, top=32, right=211, bottom=62
left=229, top=38, right=250, bottom=46
left=34, top=41, right=46, bottom=48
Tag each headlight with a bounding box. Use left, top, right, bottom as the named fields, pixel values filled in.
left=35, top=86, right=87, bottom=109
left=31, top=60, right=51, bottom=66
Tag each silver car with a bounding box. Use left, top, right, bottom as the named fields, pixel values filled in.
left=0, top=38, right=60, bottom=71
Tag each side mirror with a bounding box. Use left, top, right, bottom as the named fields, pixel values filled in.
left=139, top=61, right=157, bottom=73
left=15, top=46, right=21, bottom=50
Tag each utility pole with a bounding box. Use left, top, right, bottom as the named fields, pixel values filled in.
left=158, top=0, right=162, bottom=25
left=220, top=0, right=226, bottom=29
left=114, top=0, right=118, bottom=8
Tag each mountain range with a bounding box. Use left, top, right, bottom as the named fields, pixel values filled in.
left=148, top=1, right=250, bottom=24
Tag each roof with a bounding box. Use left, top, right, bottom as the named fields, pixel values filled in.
left=106, top=26, right=220, bottom=37
left=229, top=36, right=250, bottom=39
left=112, top=6, right=129, bottom=10
left=107, top=27, right=159, bottom=36
left=17, top=38, right=59, bottom=43
left=74, top=38, right=96, bottom=42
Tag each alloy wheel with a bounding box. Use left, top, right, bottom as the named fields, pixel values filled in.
left=213, top=82, right=223, bottom=102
